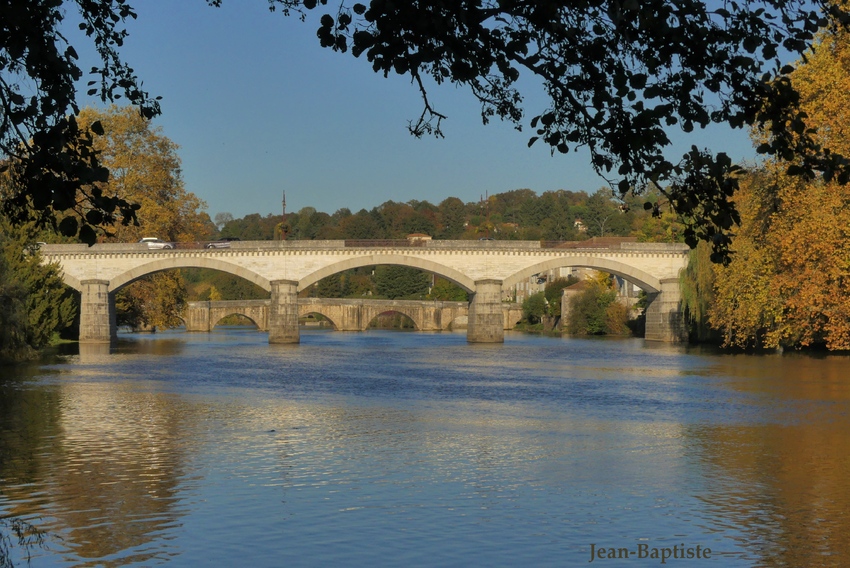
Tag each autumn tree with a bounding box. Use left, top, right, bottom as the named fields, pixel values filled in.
left=114, top=270, right=187, bottom=331
left=709, top=169, right=788, bottom=348
left=78, top=106, right=212, bottom=242
left=76, top=105, right=211, bottom=331
left=711, top=21, right=850, bottom=349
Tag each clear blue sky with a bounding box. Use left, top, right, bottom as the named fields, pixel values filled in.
left=76, top=1, right=758, bottom=220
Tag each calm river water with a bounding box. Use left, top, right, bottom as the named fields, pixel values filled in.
left=1, top=328, right=849, bottom=567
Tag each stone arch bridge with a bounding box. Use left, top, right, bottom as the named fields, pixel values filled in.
left=40, top=239, right=689, bottom=344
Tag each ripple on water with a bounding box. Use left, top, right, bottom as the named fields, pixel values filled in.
left=1, top=330, right=849, bottom=566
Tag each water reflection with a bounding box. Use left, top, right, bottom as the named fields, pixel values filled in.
left=0, top=378, right=191, bottom=565
left=691, top=419, right=850, bottom=566
left=77, top=342, right=113, bottom=363
left=684, top=353, right=850, bottom=566
left=1, top=331, right=849, bottom=566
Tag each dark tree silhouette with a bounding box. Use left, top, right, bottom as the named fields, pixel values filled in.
left=4, top=1, right=850, bottom=259
left=266, top=0, right=850, bottom=261
left=1, top=1, right=161, bottom=243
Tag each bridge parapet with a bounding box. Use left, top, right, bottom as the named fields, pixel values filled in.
left=41, top=240, right=689, bottom=254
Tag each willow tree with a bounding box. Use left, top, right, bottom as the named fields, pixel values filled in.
left=678, top=241, right=716, bottom=342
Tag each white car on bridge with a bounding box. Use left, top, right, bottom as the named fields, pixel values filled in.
left=139, top=237, right=174, bottom=250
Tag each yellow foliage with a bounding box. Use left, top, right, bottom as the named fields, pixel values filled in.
left=712, top=24, right=850, bottom=349
left=78, top=106, right=212, bottom=243
left=208, top=285, right=222, bottom=302
left=79, top=106, right=213, bottom=329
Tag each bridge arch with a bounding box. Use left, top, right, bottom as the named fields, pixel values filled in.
left=502, top=256, right=663, bottom=293
left=107, top=257, right=270, bottom=293
left=362, top=307, right=422, bottom=331
left=58, top=272, right=83, bottom=292
left=299, top=254, right=475, bottom=292
left=297, top=305, right=341, bottom=330
left=211, top=313, right=260, bottom=329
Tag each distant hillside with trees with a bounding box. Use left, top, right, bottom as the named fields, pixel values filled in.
left=214, top=186, right=683, bottom=244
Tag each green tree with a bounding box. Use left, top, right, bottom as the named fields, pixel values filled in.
left=427, top=277, right=468, bottom=302
left=566, top=281, right=622, bottom=335
left=0, top=219, right=77, bottom=362
left=336, top=210, right=384, bottom=239
left=521, top=292, right=547, bottom=325
left=315, top=273, right=343, bottom=298
left=544, top=277, right=580, bottom=318
left=584, top=189, right=622, bottom=238
left=437, top=197, right=466, bottom=239
left=341, top=269, right=375, bottom=297
left=374, top=266, right=430, bottom=299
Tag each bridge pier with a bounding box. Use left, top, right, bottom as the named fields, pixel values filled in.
left=269, top=280, right=300, bottom=344
left=644, top=278, right=687, bottom=342
left=79, top=279, right=117, bottom=343
left=185, top=301, right=211, bottom=332
left=467, top=279, right=504, bottom=343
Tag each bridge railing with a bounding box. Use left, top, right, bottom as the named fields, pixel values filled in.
left=344, top=239, right=427, bottom=248
left=39, top=239, right=689, bottom=254
left=539, top=237, right=637, bottom=249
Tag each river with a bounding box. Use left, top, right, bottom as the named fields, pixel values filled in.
left=1, top=328, right=849, bottom=567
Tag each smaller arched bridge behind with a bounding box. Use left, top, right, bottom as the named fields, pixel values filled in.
left=185, top=298, right=522, bottom=333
